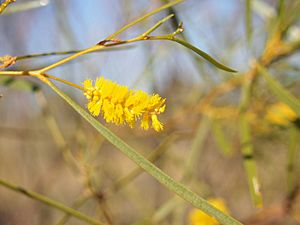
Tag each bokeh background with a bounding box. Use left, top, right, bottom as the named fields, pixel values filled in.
left=1, top=0, right=300, bottom=225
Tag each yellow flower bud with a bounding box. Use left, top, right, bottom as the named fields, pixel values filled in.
left=265, top=102, right=298, bottom=126
left=188, top=198, right=230, bottom=225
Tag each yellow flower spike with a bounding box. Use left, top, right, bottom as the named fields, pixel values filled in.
left=265, top=102, right=298, bottom=127
left=83, top=76, right=166, bottom=131
left=188, top=198, right=230, bottom=225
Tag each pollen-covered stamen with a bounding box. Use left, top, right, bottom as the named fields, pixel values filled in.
left=83, top=76, right=166, bottom=131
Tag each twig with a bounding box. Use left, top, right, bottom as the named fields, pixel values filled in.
left=0, top=0, right=15, bottom=14
left=15, top=46, right=135, bottom=61
left=0, top=178, right=106, bottom=225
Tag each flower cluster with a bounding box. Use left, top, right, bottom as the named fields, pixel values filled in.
left=0, top=55, right=16, bottom=69
left=188, top=198, right=230, bottom=225
left=265, top=102, right=298, bottom=127
left=83, top=77, right=166, bottom=132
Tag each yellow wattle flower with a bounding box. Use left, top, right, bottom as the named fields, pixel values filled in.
left=265, top=102, right=298, bottom=127
left=83, top=77, right=166, bottom=132
left=188, top=198, right=230, bottom=225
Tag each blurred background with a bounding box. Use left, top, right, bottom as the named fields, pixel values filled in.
left=1, top=0, right=300, bottom=225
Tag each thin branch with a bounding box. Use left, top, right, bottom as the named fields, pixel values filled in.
left=15, top=46, right=135, bottom=61
left=0, top=0, right=15, bottom=14
left=140, top=14, right=174, bottom=38
left=44, top=74, right=84, bottom=91
left=0, top=178, right=106, bottom=225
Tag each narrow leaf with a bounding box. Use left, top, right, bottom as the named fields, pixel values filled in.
left=172, top=38, right=237, bottom=73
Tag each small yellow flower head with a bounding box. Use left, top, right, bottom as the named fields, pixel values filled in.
left=83, top=77, right=166, bottom=132
left=188, top=198, right=230, bottom=225
left=265, top=102, right=298, bottom=127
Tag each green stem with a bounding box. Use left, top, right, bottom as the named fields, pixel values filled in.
left=239, top=114, right=263, bottom=207
left=245, top=0, right=252, bottom=44
left=238, top=69, right=263, bottom=208
left=277, top=0, right=285, bottom=27
left=0, top=178, right=106, bottom=225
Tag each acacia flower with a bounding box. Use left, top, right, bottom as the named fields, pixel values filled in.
left=188, top=198, right=230, bottom=225
left=265, top=102, right=298, bottom=127
left=0, top=55, right=16, bottom=69
left=83, top=77, right=166, bottom=132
